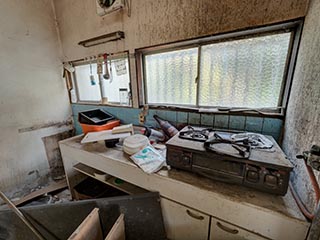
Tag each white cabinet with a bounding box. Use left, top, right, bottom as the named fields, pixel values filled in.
left=210, top=217, right=267, bottom=240
left=161, top=198, right=210, bottom=240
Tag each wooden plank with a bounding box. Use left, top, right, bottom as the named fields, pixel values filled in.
left=105, top=214, right=125, bottom=240
left=73, top=163, right=148, bottom=195
left=13, top=179, right=68, bottom=206
left=0, top=191, right=45, bottom=240
left=81, top=130, right=130, bottom=144
left=68, top=208, right=103, bottom=240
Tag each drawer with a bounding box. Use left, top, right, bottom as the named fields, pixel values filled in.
left=210, top=217, right=267, bottom=240
left=161, top=198, right=210, bottom=240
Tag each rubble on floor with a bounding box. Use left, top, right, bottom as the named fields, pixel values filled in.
left=0, top=175, right=71, bottom=210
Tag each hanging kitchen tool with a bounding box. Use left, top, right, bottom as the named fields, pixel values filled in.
left=95, top=55, right=107, bottom=103
left=89, top=58, right=96, bottom=85
left=109, top=58, right=113, bottom=83
left=103, top=54, right=110, bottom=80
left=97, top=55, right=104, bottom=75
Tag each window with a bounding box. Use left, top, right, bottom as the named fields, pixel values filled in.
left=73, top=52, right=131, bottom=106
left=145, top=48, right=198, bottom=106
left=199, top=33, right=290, bottom=108
left=75, top=63, right=102, bottom=102
left=139, top=21, right=302, bottom=113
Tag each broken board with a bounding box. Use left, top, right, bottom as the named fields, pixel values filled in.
left=68, top=208, right=103, bottom=240
left=105, top=214, right=125, bottom=240
left=13, top=179, right=67, bottom=206
left=0, top=192, right=166, bottom=240
left=81, top=130, right=130, bottom=144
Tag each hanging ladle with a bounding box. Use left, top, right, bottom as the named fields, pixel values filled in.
left=103, top=54, right=110, bottom=80
left=89, top=58, right=96, bottom=85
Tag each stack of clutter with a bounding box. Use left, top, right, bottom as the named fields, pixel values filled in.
left=79, top=109, right=181, bottom=174
left=123, top=134, right=167, bottom=174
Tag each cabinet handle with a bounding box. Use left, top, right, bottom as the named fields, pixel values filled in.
left=216, top=222, right=239, bottom=234
left=186, top=209, right=204, bottom=220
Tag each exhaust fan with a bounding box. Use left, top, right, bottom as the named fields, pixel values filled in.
left=96, top=0, right=125, bottom=16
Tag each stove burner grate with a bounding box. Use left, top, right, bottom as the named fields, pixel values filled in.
left=179, top=126, right=213, bottom=142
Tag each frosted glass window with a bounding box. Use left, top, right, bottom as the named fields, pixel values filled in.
left=74, top=55, right=131, bottom=105
left=75, top=64, right=101, bottom=102
left=199, top=33, right=291, bottom=108
left=143, top=31, right=292, bottom=109
left=145, top=48, right=198, bottom=105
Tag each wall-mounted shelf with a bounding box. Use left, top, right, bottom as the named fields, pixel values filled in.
left=73, top=163, right=148, bottom=195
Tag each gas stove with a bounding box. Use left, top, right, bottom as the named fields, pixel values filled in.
left=166, top=126, right=293, bottom=195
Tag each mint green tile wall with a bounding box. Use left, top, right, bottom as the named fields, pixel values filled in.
left=71, top=104, right=283, bottom=141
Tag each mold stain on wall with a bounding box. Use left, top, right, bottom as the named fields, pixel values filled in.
left=53, top=0, right=309, bottom=61
left=0, top=0, right=71, bottom=191
left=42, top=129, right=75, bottom=180
left=53, top=0, right=309, bottom=108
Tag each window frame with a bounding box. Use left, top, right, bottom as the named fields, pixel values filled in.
left=72, top=51, right=133, bottom=107
left=136, top=20, right=303, bottom=116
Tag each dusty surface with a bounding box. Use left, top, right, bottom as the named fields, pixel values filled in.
left=0, top=175, right=71, bottom=210
left=53, top=0, right=309, bottom=61
left=158, top=168, right=304, bottom=220
left=62, top=135, right=306, bottom=221
left=167, top=128, right=292, bottom=168
left=282, top=0, right=320, bottom=212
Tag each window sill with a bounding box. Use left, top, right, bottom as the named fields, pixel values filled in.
left=74, top=101, right=133, bottom=109
left=145, top=104, right=285, bottom=119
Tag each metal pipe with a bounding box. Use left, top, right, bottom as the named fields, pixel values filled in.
left=289, top=182, right=314, bottom=220
left=305, top=162, right=320, bottom=204
left=308, top=203, right=320, bottom=240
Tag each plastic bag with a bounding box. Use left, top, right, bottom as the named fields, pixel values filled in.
left=130, top=145, right=166, bottom=174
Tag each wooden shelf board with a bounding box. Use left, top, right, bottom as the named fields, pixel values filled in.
left=73, top=163, right=148, bottom=195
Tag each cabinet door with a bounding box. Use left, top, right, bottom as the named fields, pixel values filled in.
left=210, top=217, right=267, bottom=240
left=161, top=198, right=210, bottom=240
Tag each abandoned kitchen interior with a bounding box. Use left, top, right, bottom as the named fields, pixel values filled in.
left=1, top=0, right=320, bottom=239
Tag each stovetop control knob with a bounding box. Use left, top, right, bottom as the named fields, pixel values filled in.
left=247, top=170, right=259, bottom=182
left=264, top=174, right=278, bottom=188
left=246, top=166, right=259, bottom=183
left=182, top=155, right=191, bottom=164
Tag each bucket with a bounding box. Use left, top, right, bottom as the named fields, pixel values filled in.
left=80, top=119, right=120, bottom=134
